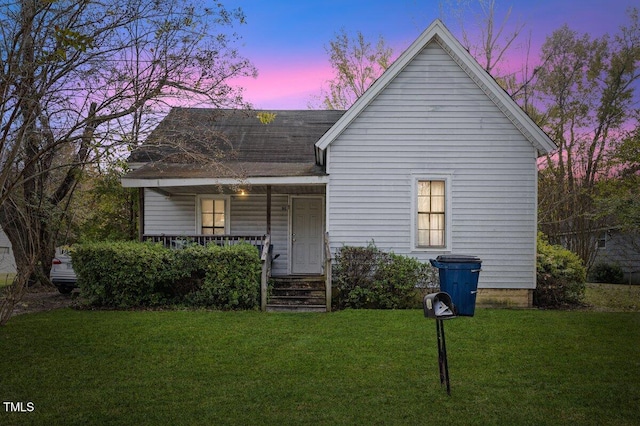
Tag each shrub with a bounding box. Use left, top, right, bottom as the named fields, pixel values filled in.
left=187, top=243, right=261, bottom=310
left=71, top=241, right=172, bottom=308
left=534, top=233, right=587, bottom=308
left=589, top=262, right=625, bottom=284
left=157, top=244, right=213, bottom=299
left=71, top=241, right=261, bottom=310
left=332, top=244, right=378, bottom=309
left=332, top=243, right=429, bottom=310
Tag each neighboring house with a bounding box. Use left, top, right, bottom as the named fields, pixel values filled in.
left=0, top=229, right=16, bottom=274
left=594, top=229, right=640, bottom=284
left=122, top=20, right=556, bottom=310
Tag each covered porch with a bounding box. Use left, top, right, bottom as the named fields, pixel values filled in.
left=120, top=108, right=346, bottom=311
left=129, top=181, right=333, bottom=312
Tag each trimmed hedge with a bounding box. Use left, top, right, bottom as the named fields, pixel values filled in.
left=71, top=241, right=261, bottom=309
left=535, top=233, right=587, bottom=307
left=71, top=241, right=171, bottom=307
left=332, top=243, right=433, bottom=310
left=187, top=243, right=261, bottom=309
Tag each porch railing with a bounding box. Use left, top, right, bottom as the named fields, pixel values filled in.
left=143, top=234, right=266, bottom=249
left=142, top=234, right=272, bottom=311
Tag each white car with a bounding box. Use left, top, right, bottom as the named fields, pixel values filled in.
left=50, top=248, right=77, bottom=294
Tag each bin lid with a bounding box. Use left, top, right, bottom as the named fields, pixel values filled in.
left=436, top=255, right=481, bottom=263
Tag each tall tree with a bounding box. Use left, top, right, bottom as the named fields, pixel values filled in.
left=0, top=0, right=255, bottom=323
left=315, top=29, right=393, bottom=110
left=536, top=9, right=640, bottom=267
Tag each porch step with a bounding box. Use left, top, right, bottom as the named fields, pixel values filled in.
left=266, top=304, right=327, bottom=313
left=267, top=275, right=327, bottom=312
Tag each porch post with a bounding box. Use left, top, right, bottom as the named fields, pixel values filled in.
left=261, top=185, right=272, bottom=311
left=138, top=188, right=145, bottom=241
left=266, top=185, right=271, bottom=234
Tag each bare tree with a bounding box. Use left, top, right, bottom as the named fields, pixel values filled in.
left=439, top=1, right=544, bottom=117
left=440, top=0, right=525, bottom=75
left=0, top=0, right=256, bottom=322
left=313, top=29, right=393, bottom=110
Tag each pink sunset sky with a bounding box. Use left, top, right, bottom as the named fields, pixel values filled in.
left=224, top=0, right=637, bottom=110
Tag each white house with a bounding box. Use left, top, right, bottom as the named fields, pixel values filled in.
left=122, top=20, right=556, bottom=310
left=0, top=229, right=16, bottom=274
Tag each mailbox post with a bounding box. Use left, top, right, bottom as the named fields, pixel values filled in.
left=423, top=292, right=456, bottom=395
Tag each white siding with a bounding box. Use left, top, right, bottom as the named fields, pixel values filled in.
left=326, top=41, right=538, bottom=289
left=144, top=189, right=196, bottom=234
left=230, top=194, right=290, bottom=276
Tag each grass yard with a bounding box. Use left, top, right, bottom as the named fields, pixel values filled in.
left=1, top=308, right=639, bottom=425
left=585, top=283, right=640, bottom=311
left=0, top=273, right=14, bottom=288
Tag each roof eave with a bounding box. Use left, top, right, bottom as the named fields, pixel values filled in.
left=121, top=175, right=329, bottom=188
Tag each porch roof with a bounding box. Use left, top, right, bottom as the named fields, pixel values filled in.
left=123, top=160, right=326, bottom=180
left=124, top=108, right=345, bottom=185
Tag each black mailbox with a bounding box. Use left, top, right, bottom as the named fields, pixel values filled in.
left=423, top=292, right=456, bottom=319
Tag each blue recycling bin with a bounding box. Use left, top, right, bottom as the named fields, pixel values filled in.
left=430, top=255, right=482, bottom=316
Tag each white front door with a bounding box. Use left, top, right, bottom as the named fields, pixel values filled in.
left=291, top=197, right=323, bottom=274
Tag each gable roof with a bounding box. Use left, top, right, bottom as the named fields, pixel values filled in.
left=315, top=19, right=556, bottom=156
left=125, top=108, right=345, bottom=180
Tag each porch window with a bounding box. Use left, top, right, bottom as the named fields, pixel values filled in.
left=199, top=197, right=227, bottom=235
left=417, top=180, right=446, bottom=247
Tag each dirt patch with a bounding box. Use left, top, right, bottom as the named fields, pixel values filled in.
left=4, top=288, right=79, bottom=318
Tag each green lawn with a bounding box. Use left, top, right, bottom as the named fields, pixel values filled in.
left=0, top=273, right=14, bottom=288
left=1, top=308, right=638, bottom=425
left=585, top=283, right=640, bottom=311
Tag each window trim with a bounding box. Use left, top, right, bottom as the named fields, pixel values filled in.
left=196, top=195, right=230, bottom=235
left=596, top=231, right=607, bottom=249
left=411, top=174, right=452, bottom=251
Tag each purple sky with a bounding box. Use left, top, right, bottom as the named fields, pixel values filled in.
left=225, top=0, right=637, bottom=109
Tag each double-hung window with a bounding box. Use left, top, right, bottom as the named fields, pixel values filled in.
left=597, top=231, right=607, bottom=249
left=198, top=197, right=227, bottom=235
left=416, top=180, right=447, bottom=248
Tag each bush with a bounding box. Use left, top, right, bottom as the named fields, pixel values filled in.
left=534, top=233, right=587, bottom=308
left=159, top=244, right=213, bottom=299
left=332, top=243, right=431, bottom=310
left=589, top=262, right=625, bottom=284
left=71, top=241, right=172, bottom=308
left=71, top=241, right=261, bottom=309
left=187, top=243, right=261, bottom=310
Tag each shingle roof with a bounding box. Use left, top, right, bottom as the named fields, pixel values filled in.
left=127, top=108, right=345, bottom=178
